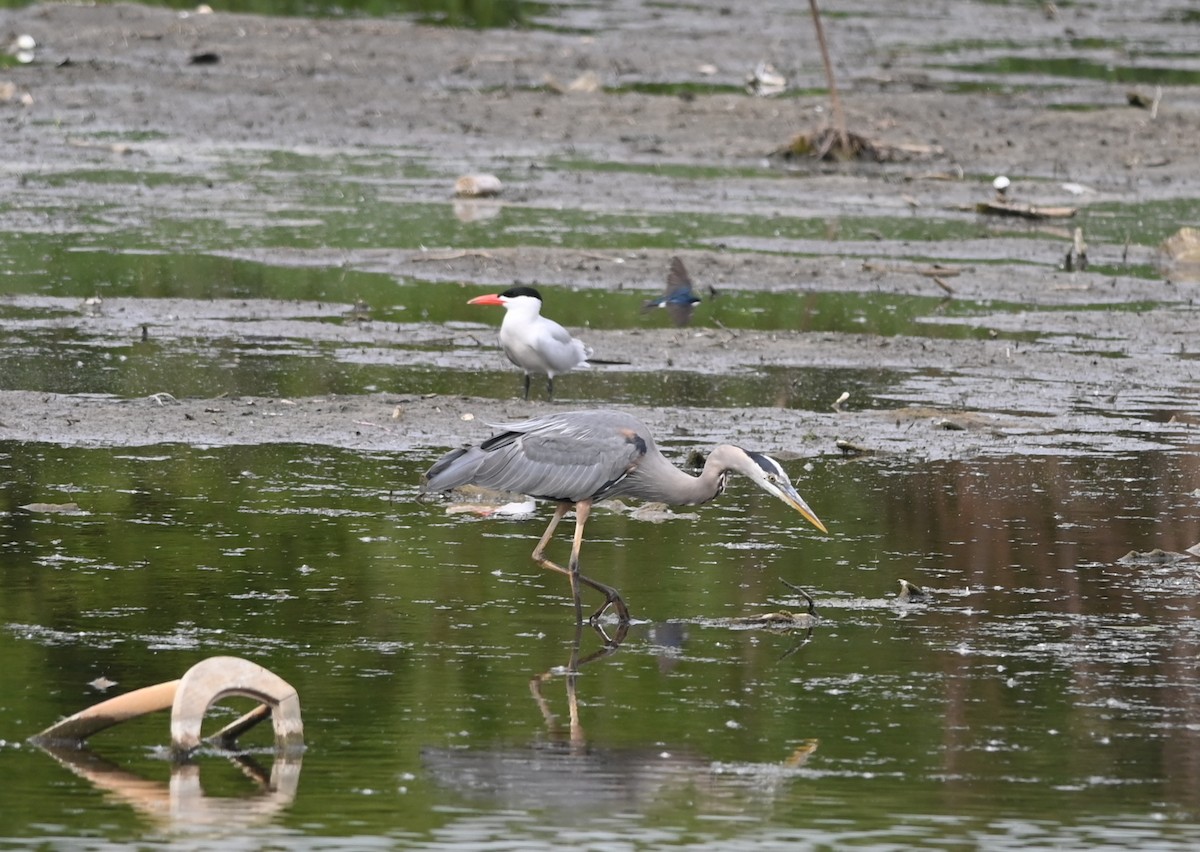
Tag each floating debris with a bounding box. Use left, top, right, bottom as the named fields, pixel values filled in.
left=1064, top=227, right=1088, bottom=272
left=835, top=438, right=874, bottom=457
left=445, top=495, right=537, bottom=518
left=1127, top=87, right=1162, bottom=117
left=1162, top=227, right=1200, bottom=263
left=725, top=610, right=814, bottom=629
left=31, top=655, right=303, bottom=756
left=566, top=70, right=601, bottom=93
left=746, top=62, right=786, bottom=96
left=543, top=71, right=602, bottom=94
left=1117, top=548, right=1196, bottom=565
left=896, top=579, right=929, bottom=604
left=861, top=261, right=970, bottom=279
left=935, top=418, right=968, bottom=431
left=453, top=199, right=503, bottom=223
left=629, top=501, right=699, bottom=523
left=11, top=34, right=36, bottom=64
left=19, top=502, right=85, bottom=515
left=891, top=407, right=997, bottom=432
left=779, top=579, right=818, bottom=615
left=454, top=174, right=502, bottom=198
left=975, top=199, right=1077, bottom=219
left=1060, top=182, right=1095, bottom=196
left=772, top=128, right=940, bottom=163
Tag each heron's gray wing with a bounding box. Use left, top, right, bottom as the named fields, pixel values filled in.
left=421, top=446, right=487, bottom=493
left=470, top=413, right=646, bottom=502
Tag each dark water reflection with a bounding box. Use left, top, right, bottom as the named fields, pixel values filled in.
left=2, top=442, right=1200, bottom=847
left=0, top=321, right=901, bottom=410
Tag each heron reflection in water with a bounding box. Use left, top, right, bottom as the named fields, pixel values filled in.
left=422, top=622, right=819, bottom=813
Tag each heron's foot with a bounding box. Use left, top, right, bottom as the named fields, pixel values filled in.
left=587, top=588, right=630, bottom=626
left=535, top=554, right=630, bottom=625
left=586, top=620, right=630, bottom=654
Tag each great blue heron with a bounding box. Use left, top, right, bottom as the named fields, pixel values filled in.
left=469, top=287, right=591, bottom=401
left=421, top=410, right=827, bottom=624
left=642, top=256, right=701, bottom=327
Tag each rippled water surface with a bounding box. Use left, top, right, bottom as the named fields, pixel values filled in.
left=3, top=442, right=1200, bottom=849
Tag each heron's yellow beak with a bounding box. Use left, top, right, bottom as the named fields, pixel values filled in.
left=774, top=482, right=828, bottom=534
left=753, top=471, right=827, bottom=534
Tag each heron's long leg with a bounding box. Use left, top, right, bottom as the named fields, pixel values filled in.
left=531, top=503, right=584, bottom=622
left=568, top=501, right=630, bottom=624
left=522, top=373, right=532, bottom=401
left=531, top=502, right=570, bottom=563
left=531, top=501, right=631, bottom=624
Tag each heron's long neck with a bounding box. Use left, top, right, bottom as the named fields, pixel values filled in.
left=635, top=445, right=733, bottom=505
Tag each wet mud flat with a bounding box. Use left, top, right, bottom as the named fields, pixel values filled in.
left=0, top=1, right=1197, bottom=459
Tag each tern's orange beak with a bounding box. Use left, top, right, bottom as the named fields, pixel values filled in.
left=467, top=294, right=504, bottom=306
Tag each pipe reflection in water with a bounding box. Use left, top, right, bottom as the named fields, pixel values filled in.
left=422, top=622, right=818, bottom=813
left=31, top=743, right=301, bottom=832
left=25, top=656, right=305, bottom=833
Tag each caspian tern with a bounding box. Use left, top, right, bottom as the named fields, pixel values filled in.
left=469, top=286, right=591, bottom=401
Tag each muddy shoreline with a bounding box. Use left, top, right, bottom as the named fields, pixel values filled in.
left=0, top=1, right=1197, bottom=459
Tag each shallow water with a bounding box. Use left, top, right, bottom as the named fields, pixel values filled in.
left=3, top=442, right=1200, bottom=848
left=2, top=0, right=1200, bottom=845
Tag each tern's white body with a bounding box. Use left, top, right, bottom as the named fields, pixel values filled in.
left=499, top=295, right=590, bottom=379
left=470, top=288, right=591, bottom=400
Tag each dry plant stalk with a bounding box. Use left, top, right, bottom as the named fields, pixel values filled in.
left=809, top=0, right=849, bottom=154
left=773, top=0, right=905, bottom=163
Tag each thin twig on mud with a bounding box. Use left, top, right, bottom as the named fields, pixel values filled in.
left=411, top=250, right=495, bottom=262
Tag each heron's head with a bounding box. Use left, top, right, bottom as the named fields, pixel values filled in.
left=729, top=448, right=827, bottom=534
